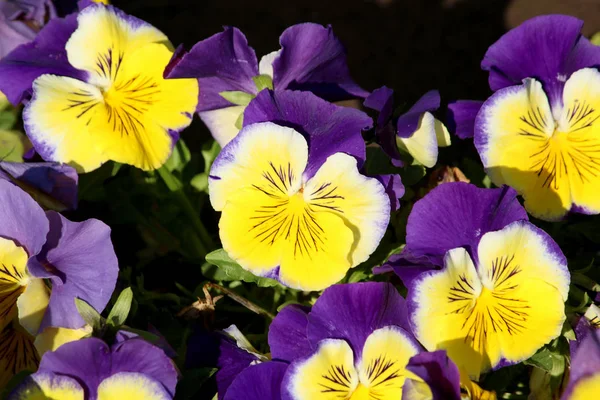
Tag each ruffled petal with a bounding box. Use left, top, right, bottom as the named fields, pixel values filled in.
left=0, top=13, right=86, bottom=105
left=0, top=161, right=78, bottom=211
left=403, top=351, right=461, bottom=400
left=268, top=305, right=312, bottom=363
left=244, top=89, right=372, bottom=179
left=165, top=26, right=259, bottom=111
left=307, top=282, right=410, bottom=357
left=403, top=182, right=527, bottom=268
left=31, top=212, right=118, bottom=331
left=224, top=361, right=287, bottom=400
left=273, top=23, right=368, bottom=100
left=96, top=372, right=172, bottom=400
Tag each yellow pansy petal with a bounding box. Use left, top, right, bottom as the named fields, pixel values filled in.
left=402, top=379, right=433, bottom=400
left=199, top=106, right=245, bottom=147
left=34, top=325, right=93, bottom=358
left=8, top=373, right=84, bottom=400
left=0, top=324, right=39, bottom=388
left=287, top=339, right=359, bottom=400
left=357, top=326, right=421, bottom=399
left=463, top=379, right=497, bottom=400
left=557, top=68, right=600, bottom=214
left=569, top=373, right=600, bottom=400
left=434, top=118, right=452, bottom=147
left=17, top=278, right=50, bottom=337
left=209, top=122, right=308, bottom=211
left=410, top=247, right=489, bottom=377
left=476, top=222, right=568, bottom=365
left=97, top=372, right=171, bottom=400
left=304, top=153, right=390, bottom=266
left=0, top=238, right=30, bottom=330
left=65, top=4, right=169, bottom=84
left=397, top=112, right=439, bottom=168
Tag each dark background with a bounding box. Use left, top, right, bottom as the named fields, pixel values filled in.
left=114, top=0, right=600, bottom=107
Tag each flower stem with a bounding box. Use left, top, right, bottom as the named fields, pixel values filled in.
left=156, top=166, right=214, bottom=259
left=205, top=282, right=276, bottom=320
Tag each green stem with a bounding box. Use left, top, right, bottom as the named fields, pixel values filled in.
left=156, top=166, right=214, bottom=259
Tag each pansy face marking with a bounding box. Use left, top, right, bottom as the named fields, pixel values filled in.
left=210, top=122, right=389, bottom=291
left=476, top=68, right=600, bottom=220
left=0, top=238, right=30, bottom=328
left=0, top=324, right=40, bottom=388
left=286, top=326, right=420, bottom=399
left=410, top=221, right=569, bottom=378
left=23, top=5, right=198, bottom=172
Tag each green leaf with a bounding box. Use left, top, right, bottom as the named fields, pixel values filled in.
left=75, top=298, right=105, bottom=333
left=524, top=348, right=565, bottom=376
left=592, top=31, right=600, bottom=46
left=234, top=111, right=244, bottom=130
left=399, top=164, right=426, bottom=186
left=201, top=140, right=221, bottom=173
left=0, top=108, right=18, bottom=130
left=107, top=287, right=133, bottom=327
left=0, top=130, right=27, bottom=162
left=156, top=165, right=183, bottom=191
left=219, top=91, right=255, bottom=106
left=253, top=74, right=274, bottom=91
left=205, top=249, right=280, bottom=287
left=164, top=140, right=191, bottom=173
left=190, top=173, right=209, bottom=192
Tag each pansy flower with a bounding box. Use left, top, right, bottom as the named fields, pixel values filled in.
left=166, top=23, right=368, bottom=146
left=402, top=182, right=570, bottom=378
left=562, top=329, right=600, bottom=399
left=0, top=161, right=78, bottom=211
left=459, top=15, right=600, bottom=220
left=8, top=337, right=178, bottom=399
left=402, top=350, right=497, bottom=400
left=218, top=282, right=422, bottom=399
left=364, top=86, right=451, bottom=168
left=0, top=3, right=198, bottom=172
left=209, top=89, right=389, bottom=291
left=570, top=303, right=600, bottom=355
left=0, top=180, right=118, bottom=384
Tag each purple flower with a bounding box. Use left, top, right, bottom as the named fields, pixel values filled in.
left=0, top=0, right=56, bottom=60
left=364, top=86, right=451, bottom=168
left=0, top=180, right=118, bottom=383
left=562, top=329, right=600, bottom=399
left=0, top=161, right=78, bottom=211
left=209, top=90, right=390, bottom=291
left=8, top=337, right=178, bottom=400
left=400, top=183, right=569, bottom=378
left=570, top=304, right=600, bottom=357
left=166, top=24, right=368, bottom=146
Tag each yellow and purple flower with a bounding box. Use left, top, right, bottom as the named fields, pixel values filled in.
left=0, top=180, right=118, bottom=385
left=562, top=329, right=600, bottom=399
left=216, top=282, right=423, bottom=399
left=398, top=183, right=570, bottom=378
left=8, top=336, right=178, bottom=399
left=451, top=15, right=600, bottom=220
left=364, top=87, right=451, bottom=168
left=209, top=90, right=390, bottom=290
left=0, top=3, right=198, bottom=172
left=166, top=23, right=368, bottom=146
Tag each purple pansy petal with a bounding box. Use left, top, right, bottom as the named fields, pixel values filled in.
left=0, top=12, right=86, bottom=104
left=38, top=337, right=177, bottom=398
left=8, top=372, right=84, bottom=400
left=186, top=329, right=259, bottom=400
left=563, top=330, right=600, bottom=398
left=268, top=304, right=312, bottom=363
left=404, top=351, right=461, bottom=400
left=244, top=89, right=372, bottom=179
left=403, top=182, right=527, bottom=267
left=224, top=361, right=287, bottom=400
left=570, top=304, right=600, bottom=360
left=364, top=86, right=394, bottom=127
left=0, top=179, right=48, bottom=256
left=0, top=161, right=78, bottom=210
left=165, top=27, right=258, bottom=111
left=481, top=15, right=600, bottom=107
left=32, top=212, right=118, bottom=330
left=273, top=23, right=369, bottom=100
left=385, top=251, right=438, bottom=288
left=396, top=90, right=440, bottom=139
left=307, top=282, right=410, bottom=356
left=446, top=100, right=483, bottom=139
left=373, top=174, right=404, bottom=212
